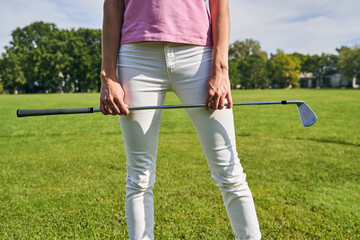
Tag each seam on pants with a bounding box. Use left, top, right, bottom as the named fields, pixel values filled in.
left=163, top=43, right=175, bottom=90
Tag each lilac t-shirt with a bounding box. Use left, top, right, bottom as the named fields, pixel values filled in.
left=121, top=0, right=213, bottom=46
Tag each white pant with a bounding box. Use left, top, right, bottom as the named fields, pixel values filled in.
left=117, top=42, right=261, bottom=240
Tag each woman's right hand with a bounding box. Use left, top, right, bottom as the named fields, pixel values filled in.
left=100, top=75, right=129, bottom=115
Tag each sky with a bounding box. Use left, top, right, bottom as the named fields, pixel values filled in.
left=0, top=0, right=359, bottom=55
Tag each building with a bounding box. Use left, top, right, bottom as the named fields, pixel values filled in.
left=299, top=72, right=359, bottom=88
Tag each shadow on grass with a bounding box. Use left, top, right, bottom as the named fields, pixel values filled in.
left=293, top=137, right=360, bottom=147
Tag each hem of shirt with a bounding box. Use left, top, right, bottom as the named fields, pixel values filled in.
left=121, top=35, right=213, bottom=47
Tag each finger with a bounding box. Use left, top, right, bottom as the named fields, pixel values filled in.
left=206, top=100, right=213, bottom=111
left=205, top=97, right=212, bottom=110
left=211, top=95, right=220, bottom=110
left=111, top=98, right=121, bottom=115
left=204, top=101, right=210, bottom=111
left=116, top=98, right=129, bottom=115
left=204, top=93, right=212, bottom=111
left=206, top=96, right=215, bottom=111
left=100, top=101, right=108, bottom=115
left=104, top=102, right=114, bottom=115
left=207, top=90, right=216, bottom=110
left=218, top=96, right=225, bottom=110
left=105, top=98, right=118, bottom=115
left=226, top=93, right=233, bottom=109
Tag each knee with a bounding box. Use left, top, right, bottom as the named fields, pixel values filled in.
left=126, top=171, right=156, bottom=193
left=126, top=153, right=156, bottom=192
left=210, top=163, right=248, bottom=192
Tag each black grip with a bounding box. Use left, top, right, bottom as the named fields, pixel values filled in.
left=17, top=108, right=94, bottom=117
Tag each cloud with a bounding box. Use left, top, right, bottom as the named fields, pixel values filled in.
left=0, top=0, right=359, bottom=55
left=0, top=0, right=102, bottom=53
left=229, top=0, right=360, bottom=54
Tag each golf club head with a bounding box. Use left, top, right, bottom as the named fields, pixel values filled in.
left=296, top=102, right=317, bottom=127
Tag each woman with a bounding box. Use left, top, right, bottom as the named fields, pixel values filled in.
left=100, top=0, right=261, bottom=239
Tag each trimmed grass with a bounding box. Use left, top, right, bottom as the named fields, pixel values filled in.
left=0, top=89, right=359, bottom=239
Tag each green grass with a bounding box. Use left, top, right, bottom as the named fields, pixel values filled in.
left=0, top=89, right=359, bottom=239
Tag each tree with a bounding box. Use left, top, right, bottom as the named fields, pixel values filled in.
left=0, top=21, right=102, bottom=93
left=10, top=22, right=61, bottom=93
left=337, top=45, right=360, bottom=82
left=228, top=39, right=268, bottom=88
left=291, top=53, right=316, bottom=74
left=291, top=53, right=339, bottom=78
left=0, top=49, right=26, bottom=93
left=67, top=28, right=102, bottom=92
left=228, top=58, right=241, bottom=88
left=238, top=54, right=268, bottom=89
left=268, top=50, right=301, bottom=88
left=229, top=39, right=267, bottom=60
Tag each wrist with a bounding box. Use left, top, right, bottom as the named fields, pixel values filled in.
left=211, top=50, right=228, bottom=72
left=100, top=69, right=117, bottom=83
left=212, top=62, right=228, bottom=71
left=211, top=60, right=228, bottom=76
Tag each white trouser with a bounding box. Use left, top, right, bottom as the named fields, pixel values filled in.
left=117, top=42, right=261, bottom=240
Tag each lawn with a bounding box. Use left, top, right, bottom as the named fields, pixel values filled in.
left=0, top=89, right=359, bottom=239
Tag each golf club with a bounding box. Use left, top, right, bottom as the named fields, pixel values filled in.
left=17, top=100, right=317, bottom=127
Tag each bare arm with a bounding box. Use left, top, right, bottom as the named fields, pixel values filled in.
left=100, top=0, right=129, bottom=115
left=205, top=0, right=232, bottom=110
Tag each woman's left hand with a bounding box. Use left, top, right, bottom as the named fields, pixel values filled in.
left=205, top=68, right=233, bottom=111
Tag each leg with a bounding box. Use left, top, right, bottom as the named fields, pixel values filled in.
left=169, top=44, right=261, bottom=239
left=186, top=108, right=261, bottom=240
left=120, top=103, right=163, bottom=240
left=117, top=43, right=170, bottom=240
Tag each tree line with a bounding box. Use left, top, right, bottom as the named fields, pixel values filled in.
left=0, top=22, right=101, bottom=94
left=228, top=39, right=360, bottom=89
left=0, top=22, right=359, bottom=93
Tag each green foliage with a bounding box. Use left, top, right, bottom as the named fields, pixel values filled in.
left=66, top=28, right=102, bottom=92
left=291, top=53, right=340, bottom=81
left=291, top=52, right=319, bottom=74
left=337, top=45, right=360, bottom=81
left=0, top=90, right=359, bottom=238
left=0, top=21, right=101, bottom=93
left=268, top=50, right=301, bottom=88
left=0, top=49, right=26, bottom=93
left=238, top=54, right=268, bottom=89
left=1, top=21, right=359, bottom=94
left=228, top=58, right=241, bottom=88
left=229, top=39, right=267, bottom=60
left=228, top=39, right=268, bottom=89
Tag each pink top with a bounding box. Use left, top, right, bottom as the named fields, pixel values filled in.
left=121, top=0, right=213, bottom=46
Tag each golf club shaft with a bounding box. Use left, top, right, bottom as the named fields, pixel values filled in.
left=17, top=100, right=304, bottom=117
left=96, top=100, right=304, bottom=111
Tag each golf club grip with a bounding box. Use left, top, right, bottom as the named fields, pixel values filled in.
left=17, top=108, right=94, bottom=117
